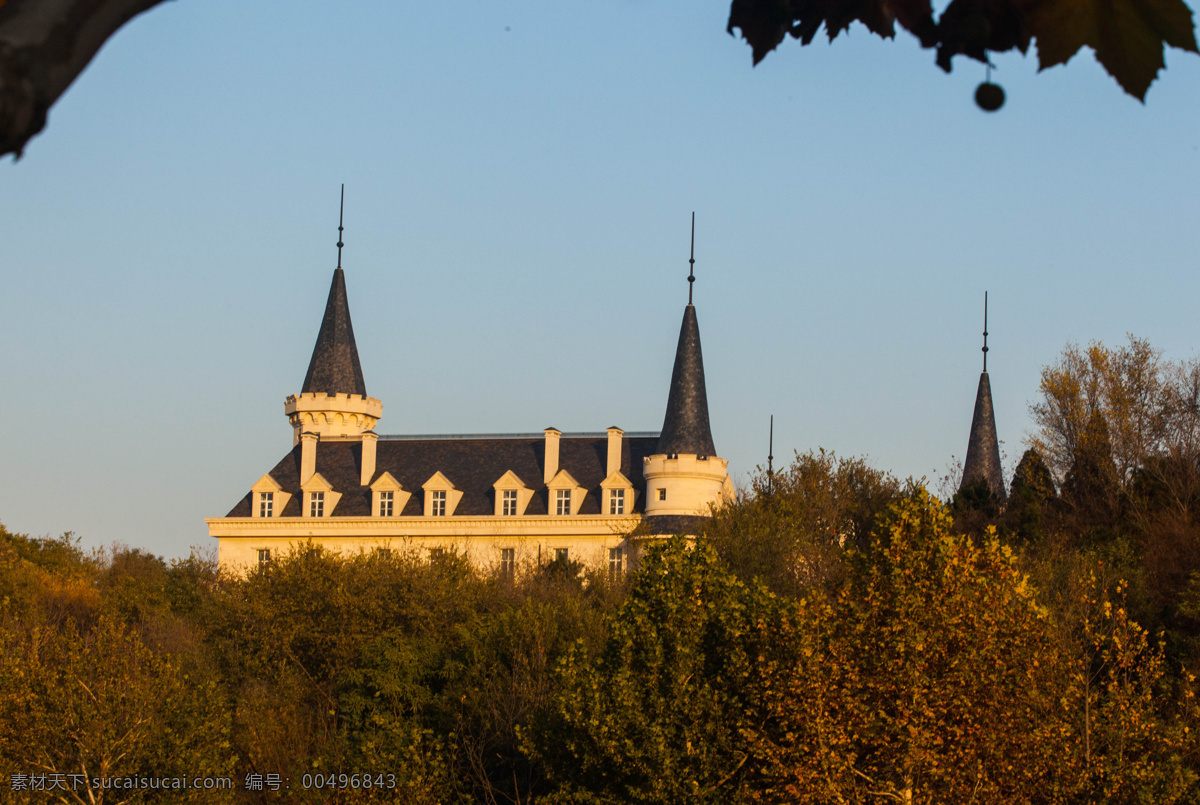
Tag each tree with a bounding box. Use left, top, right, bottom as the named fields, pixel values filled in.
left=703, top=449, right=903, bottom=598
left=1031, top=336, right=1169, bottom=489
left=728, top=0, right=1198, bottom=100
left=0, top=616, right=235, bottom=805
left=1006, top=447, right=1057, bottom=543
left=530, top=536, right=790, bottom=804
left=2, top=0, right=1196, bottom=160
left=749, top=490, right=1079, bottom=803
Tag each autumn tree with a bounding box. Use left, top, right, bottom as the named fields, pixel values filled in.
left=703, top=448, right=903, bottom=598
left=749, top=490, right=1079, bottom=803
left=530, top=536, right=790, bottom=804
left=1006, top=446, right=1057, bottom=543
left=1031, top=336, right=1169, bottom=488
left=0, top=616, right=235, bottom=805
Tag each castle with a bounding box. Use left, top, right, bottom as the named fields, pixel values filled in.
left=207, top=208, right=734, bottom=573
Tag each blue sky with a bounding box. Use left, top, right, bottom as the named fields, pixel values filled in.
left=2, top=1, right=1198, bottom=558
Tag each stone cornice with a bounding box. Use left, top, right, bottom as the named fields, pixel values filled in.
left=207, top=514, right=643, bottom=538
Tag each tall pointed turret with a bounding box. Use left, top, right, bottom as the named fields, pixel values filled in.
left=302, top=266, right=367, bottom=396
left=657, top=303, right=717, bottom=457
left=960, top=292, right=1005, bottom=502
left=303, top=185, right=365, bottom=396
left=657, top=213, right=716, bottom=457
left=644, top=214, right=732, bottom=526
left=285, top=186, right=382, bottom=443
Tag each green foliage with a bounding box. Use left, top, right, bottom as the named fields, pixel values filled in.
left=1064, top=409, right=1123, bottom=534
left=0, top=616, right=234, bottom=804
left=751, top=490, right=1077, bottom=802
left=704, top=449, right=903, bottom=597
left=532, top=537, right=789, bottom=804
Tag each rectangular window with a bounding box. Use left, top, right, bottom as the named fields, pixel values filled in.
left=500, top=548, right=515, bottom=580
left=555, top=489, right=571, bottom=516
left=380, top=490, right=394, bottom=517
left=429, top=547, right=445, bottom=561
left=609, top=547, right=624, bottom=577
left=257, top=548, right=271, bottom=566
left=431, top=490, right=446, bottom=516
left=376, top=547, right=392, bottom=559
left=259, top=492, right=273, bottom=518
left=657, top=488, right=666, bottom=501
left=502, top=489, right=518, bottom=516
left=609, top=488, right=625, bottom=515
left=310, top=492, right=324, bottom=517
left=555, top=547, right=569, bottom=563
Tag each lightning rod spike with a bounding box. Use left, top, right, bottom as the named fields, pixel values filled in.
left=336, top=184, right=345, bottom=270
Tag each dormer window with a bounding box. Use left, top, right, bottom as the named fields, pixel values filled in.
left=371, top=472, right=410, bottom=518
left=609, top=488, right=625, bottom=515
left=422, top=472, right=463, bottom=517
left=492, top=471, right=533, bottom=517
left=546, top=469, right=585, bottom=516
left=250, top=475, right=290, bottom=519
left=300, top=472, right=340, bottom=519
left=555, top=489, right=571, bottom=516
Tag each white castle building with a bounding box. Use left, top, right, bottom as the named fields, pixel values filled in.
left=207, top=211, right=733, bottom=573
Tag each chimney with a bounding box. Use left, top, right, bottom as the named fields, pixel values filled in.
left=543, top=428, right=561, bottom=485
left=607, top=427, right=623, bottom=478
left=360, top=431, right=378, bottom=486
left=300, top=431, right=319, bottom=484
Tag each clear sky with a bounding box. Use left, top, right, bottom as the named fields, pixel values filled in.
left=2, top=1, right=1198, bottom=558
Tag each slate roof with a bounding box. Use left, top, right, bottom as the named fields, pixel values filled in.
left=657, top=304, right=717, bottom=457
left=961, top=371, right=1006, bottom=502
left=226, top=434, right=661, bottom=518
left=302, top=268, right=367, bottom=396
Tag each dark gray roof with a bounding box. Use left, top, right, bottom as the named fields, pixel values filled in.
left=226, top=435, right=660, bottom=518
left=657, top=304, right=717, bottom=457
left=961, top=371, right=1006, bottom=502
left=302, top=268, right=367, bottom=396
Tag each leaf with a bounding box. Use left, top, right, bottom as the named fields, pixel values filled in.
left=727, top=0, right=937, bottom=63
left=1019, top=0, right=1198, bottom=98
left=935, top=0, right=1031, bottom=70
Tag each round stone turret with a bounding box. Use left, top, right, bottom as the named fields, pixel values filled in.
left=285, top=392, right=382, bottom=443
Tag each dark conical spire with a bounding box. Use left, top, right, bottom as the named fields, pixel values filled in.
left=960, top=293, right=1004, bottom=501
left=657, top=214, right=716, bottom=457
left=301, top=188, right=367, bottom=396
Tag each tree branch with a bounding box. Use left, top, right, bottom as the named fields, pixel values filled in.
left=0, top=0, right=170, bottom=158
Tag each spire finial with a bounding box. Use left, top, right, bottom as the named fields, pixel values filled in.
left=767, top=414, right=774, bottom=494
left=982, top=290, right=989, bottom=372
left=688, top=211, right=695, bottom=305
left=336, top=184, right=345, bottom=270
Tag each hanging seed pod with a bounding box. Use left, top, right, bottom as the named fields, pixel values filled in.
left=975, top=82, right=1005, bottom=112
